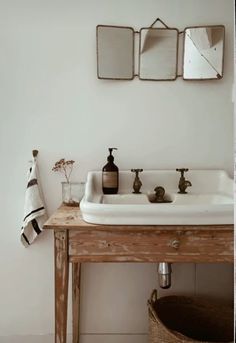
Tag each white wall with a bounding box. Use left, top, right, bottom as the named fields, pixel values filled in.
left=0, top=0, right=234, bottom=342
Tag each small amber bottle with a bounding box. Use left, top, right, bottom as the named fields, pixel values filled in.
left=102, top=148, right=119, bottom=194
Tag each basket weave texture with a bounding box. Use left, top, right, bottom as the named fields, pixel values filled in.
left=148, top=290, right=233, bottom=343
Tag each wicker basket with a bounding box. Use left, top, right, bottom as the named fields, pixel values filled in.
left=148, top=290, right=233, bottom=343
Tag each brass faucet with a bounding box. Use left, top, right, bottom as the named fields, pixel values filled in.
left=176, top=168, right=192, bottom=194
left=131, top=169, right=143, bottom=193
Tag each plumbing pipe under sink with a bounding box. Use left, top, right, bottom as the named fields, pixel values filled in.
left=158, top=263, right=172, bottom=289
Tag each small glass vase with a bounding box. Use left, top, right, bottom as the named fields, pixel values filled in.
left=62, top=182, right=85, bottom=207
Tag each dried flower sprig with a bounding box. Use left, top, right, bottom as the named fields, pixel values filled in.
left=52, top=158, right=75, bottom=183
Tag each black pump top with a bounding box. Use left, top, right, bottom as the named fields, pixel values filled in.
left=107, top=148, right=117, bottom=162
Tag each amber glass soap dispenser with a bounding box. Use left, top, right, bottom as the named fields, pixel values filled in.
left=102, top=148, right=119, bottom=194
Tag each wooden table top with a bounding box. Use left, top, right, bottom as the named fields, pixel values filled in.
left=44, top=205, right=233, bottom=232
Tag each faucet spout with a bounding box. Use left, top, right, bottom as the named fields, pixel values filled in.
left=178, top=179, right=192, bottom=193
left=185, top=180, right=192, bottom=187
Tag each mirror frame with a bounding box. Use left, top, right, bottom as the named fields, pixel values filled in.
left=95, top=19, right=226, bottom=82
left=138, top=27, right=179, bottom=81
left=182, top=25, right=225, bottom=81
left=96, top=25, right=135, bottom=80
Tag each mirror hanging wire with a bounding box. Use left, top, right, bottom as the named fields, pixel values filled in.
left=149, top=17, right=169, bottom=29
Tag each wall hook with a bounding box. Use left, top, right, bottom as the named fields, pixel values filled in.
left=32, top=149, right=39, bottom=158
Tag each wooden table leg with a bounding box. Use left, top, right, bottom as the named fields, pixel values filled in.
left=54, top=230, right=69, bottom=343
left=72, top=263, right=81, bottom=343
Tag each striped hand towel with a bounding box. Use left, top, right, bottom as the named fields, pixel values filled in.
left=21, top=155, right=47, bottom=247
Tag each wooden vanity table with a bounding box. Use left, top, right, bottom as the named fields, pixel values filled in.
left=44, top=205, right=233, bottom=343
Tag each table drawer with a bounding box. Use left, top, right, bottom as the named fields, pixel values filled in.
left=69, top=228, right=233, bottom=263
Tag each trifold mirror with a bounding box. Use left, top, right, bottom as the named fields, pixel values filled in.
left=96, top=19, right=225, bottom=81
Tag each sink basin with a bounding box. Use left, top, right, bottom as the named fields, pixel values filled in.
left=102, top=194, right=151, bottom=204
left=80, top=170, right=233, bottom=225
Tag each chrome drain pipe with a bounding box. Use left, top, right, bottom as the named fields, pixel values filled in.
left=158, top=263, right=172, bottom=289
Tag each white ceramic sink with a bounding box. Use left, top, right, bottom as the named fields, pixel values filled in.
left=80, top=170, right=233, bottom=225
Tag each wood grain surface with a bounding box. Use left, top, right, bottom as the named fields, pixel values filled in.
left=45, top=206, right=233, bottom=263
left=68, top=228, right=233, bottom=263
left=54, top=230, right=69, bottom=343
left=46, top=205, right=233, bottom=343
left=72, top=263, right=81, bottom=343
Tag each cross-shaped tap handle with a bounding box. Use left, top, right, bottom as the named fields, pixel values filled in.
left=131, top=169, right=143, bottom=175
left=176, top=168, right=189, bottom=177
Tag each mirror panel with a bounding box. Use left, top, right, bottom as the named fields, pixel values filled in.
left=96, top=25, right=134, bottom=80
left=139, top=28, right=178, bottom=80
left=183, top=25, right=225, bottom=80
